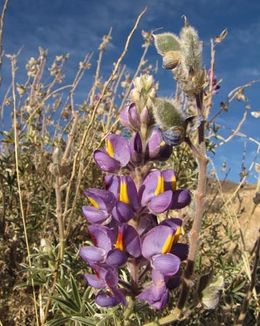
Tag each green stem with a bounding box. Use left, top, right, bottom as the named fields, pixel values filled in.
left=123, top=297, right=135, bottom=326
left=143, top=309, right=181, bottom=326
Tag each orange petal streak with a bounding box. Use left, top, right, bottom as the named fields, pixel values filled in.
left=114, top=230, right=124, bottom=251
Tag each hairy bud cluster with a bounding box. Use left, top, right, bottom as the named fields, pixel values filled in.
left=153, top=19, right=204, bottom=95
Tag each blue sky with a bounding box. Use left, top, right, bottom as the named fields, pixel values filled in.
left=2, top=0, right=260, bottom=183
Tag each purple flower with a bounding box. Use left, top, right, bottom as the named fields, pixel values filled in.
left=171, top=189, right=192, bottom=209
left=83, top=264, right=127, bottom=307
left=140, top=169, right=191, bottom=213
left=140, top=106, right=152, bottom=126
left=82, top=188, right=116, bottom=224
left=119, top=103, right=140, bottom=130
left=80, top=223, right=141, bottom=268
left=141, top=224, right=183, bottom=276
left=140, top=170, right=175, bottom=214
left=145, top=128, right=172, bottom=161
left=137, top=213, right=158, bottom=236
left=105, top=175, right=140, bottom=222
left=130, top=132, right=143, bottom=164
left=109, top=223, right=141, bottom=259
left=94, top=134, right=130, bottom=173
left=137, top=270, right=169, bottom=309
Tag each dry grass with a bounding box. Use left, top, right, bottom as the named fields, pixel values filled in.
left=0, top=6, right=259, bottom=326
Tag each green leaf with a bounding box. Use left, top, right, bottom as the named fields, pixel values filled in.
left=201, top=275, right=224, bottom=310
left=52, top=296, right=79, bottom=314
left=46, top=317, right=70, bottom=326
left=153, top=33, right=180, bottom=56
left=70, top=316, right=97, bottom=325
left=70, top=275, right=81, bottom=309
left=197, top=270, right=214, bottom=298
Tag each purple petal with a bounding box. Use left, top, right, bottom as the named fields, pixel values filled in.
left=171, top=189, right=192, bottom=209
left=84, top=273, right=106, bottom=289
left=140, top=106, right=151, bottom=126
left=94, top=150, right=120, bottom=172
left=152, top=253, right=181, bottom=276
left=88, top=224, right=113, bottom=252
left=112, top=202, right=133, bottom=223
left=111, top=287, right=127, bottom=306
left=120, top=103, right=140, bottom=130
left=142, top=225, right=173, bottom=259
left=80, top=246, right=106, bottom=264
left=125, top=176, right=140, bottom=211
left=152, top=269, right=165, bottom=284
left=105, top=175, right=120, bottom=198
left=106, top=249, right=127, bottom=267
left=137, top=214, right=158, bottom=236
left=95, top=291, right=118, bottom=307
left=162, top=170, right=177, bottom=191
left=130, top=132, right=143, bottom=164
left=122, top=224, right=141, bottom=258
left=104, top=268, right=119, bottom=288
left=148, top=190, right=173, bottom=213
left=141, top=170, right=161, bottom=206
left=146, top=128, right=161, bottom=159
left=159, top=144, right=173, bottom=161
left=160, top=217, right=183, bottom=228
left=82, top=206, right=110, bottom=224
left=107, top=134, right=130, bottom=167
left=84, top=188, right=116, bottom=212
left=137, top=283, right=169, bottom=310
left=172, top=243, right=189, bottom=261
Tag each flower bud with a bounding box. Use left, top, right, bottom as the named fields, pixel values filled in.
left=145, top=128, right=172, bottom=161
left=153, top=32, right=181, bottom=56
left=119, top=103, right=140, bottom=130
left=130, top=132, right=143, bottom=164
left=140, top=106, right=152, bottom=126
left=152, top=98, right=185, bottom=130
left=180, top=24, right=202, bottom=75
left=162, top=51, right=181, bottom=70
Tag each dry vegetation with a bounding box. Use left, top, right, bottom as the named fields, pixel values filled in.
left=0, top=3, right=259, bottom=326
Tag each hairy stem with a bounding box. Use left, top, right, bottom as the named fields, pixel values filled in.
left=177, top=91, right=208, bottom=311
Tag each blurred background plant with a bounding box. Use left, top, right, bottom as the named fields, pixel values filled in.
left=0, top=3, right=259, bottom=326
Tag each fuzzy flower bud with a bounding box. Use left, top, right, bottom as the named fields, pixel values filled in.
left=152, top=98, right=185, bottom=130
left=153, top=32, right=181, bottom=56
left=179, top=23, right=202, bottom=75
left=131, top=74, right=157, bottom=110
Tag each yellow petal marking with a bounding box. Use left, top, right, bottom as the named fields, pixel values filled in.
left=106, top=139, right=114, bottom=158
left=173, top=226, right=184, bottom=245
left=87, top=196, right=99, bottom=209
left=154, top=175, right=165, bottom=196
left=172, top=174, right=177, bottom=191
left=119, top=181, right=129, bottom=204
left=161, top=226, right=184, bottom=254
left=114, top=230, right=124, bottom=251
left=161, top=233, right=175, bottom=254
